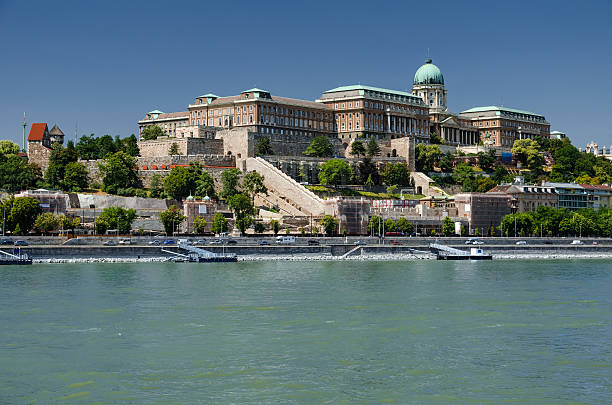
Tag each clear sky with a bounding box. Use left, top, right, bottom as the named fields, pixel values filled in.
left=1, top=0, right=610, bottom=149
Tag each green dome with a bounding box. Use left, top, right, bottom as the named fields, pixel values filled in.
left=413, top=58, right=444, bottom=85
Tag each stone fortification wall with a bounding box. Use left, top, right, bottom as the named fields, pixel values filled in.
left=27, top=142, right=52, bottom=172
left=138, top=137, right=224, bottom=157
left=81, top=155, right=235, bottom=187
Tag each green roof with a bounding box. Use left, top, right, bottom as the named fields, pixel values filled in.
left=413, top=59, right=444, bottom=85
left=461, top=105, right=544, bottom=118
left=148, top=110, right=164, bottom=114
left=323, top=84, right=420, bottom=99
left=241, top=88, right=269, bottom=93
left=199, top=93, right=218, bottom=98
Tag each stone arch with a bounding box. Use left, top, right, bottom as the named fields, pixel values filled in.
left=392, top=149, right=397, bottom=157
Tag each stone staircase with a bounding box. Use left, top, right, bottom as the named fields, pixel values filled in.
left=245, top=157, right=327, bottom=217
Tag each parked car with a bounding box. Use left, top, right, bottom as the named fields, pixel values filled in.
left=103, top=240, right=117, bottom=246
left=276, top=236, right=296, bottom=245
left=259, top=240, right=270, bottom=245
left=391, top=240, right=401, bottom=245
left=570, top=240, right=584, bottom=245
left=13, top=240, right=28, bottom=246
left=148, top=240, right=160, bottom=245
left=163, top=239, right=175, bottom=245
left=209, top=239, right=223, bottom=245
left=118, top=239, right=131, bottom=245
left=353, top=240, right=367, bottom=246
left=194, top=240, right=206, bottom=245
left=593, top=241, right=598, bottom=245
left=307, top=239, right=320, bottom=246
left=515, top=241, right=527, bottom=245
left=225, top=239, right=237, bottom=245
left=1, top=239, right=13, bottom=245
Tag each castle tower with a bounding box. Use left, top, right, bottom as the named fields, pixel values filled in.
left=411, top=58, right=447, bottom=113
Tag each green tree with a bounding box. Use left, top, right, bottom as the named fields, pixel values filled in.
left=368, top=215, right=383, bottom=236
left=0, top=140, right=21, bottom=156
left=63, top=162, right=89, bottom=191
left=318, top=159, right=353, bottom=186
left=0, top=155, right=42, bottom=192
left=453, top=163, right=475, bottom=186
left=220, top=168, right=242, bottom=199
left=242, top=171, right=268, bottom=203
left=98, top=207, right=137, bottom=234
left=357, top=157, right=379, bottom=185
left=194, top=170, right=216, bottom=200
left=366, top=138, right=381, bottom=157
left=349, top=140, right=366, bottom=157
left=477, top=150, right=496, bottom=172
left=168, top=142, right=180, bottom=156
left=442, top=216, right=455, bottom=236
left=58, top=215, right=80, bottom=232
left=304, top=136, right=334, bottom=157
left=158, top=205, right=185, bottom=236
left=254, top=222, right=266, bottom=234
left=211, top=213, right=229, bottom=234
left=415, top=143, right=443, bottom=172
left=438, top=152, right=454, bottom=172
left=255, top=137, right=274, bottom=156
left=227, top=193, right=254, bottom=235
left=270, top=219, right=280, bottom=235
left=123, top=134, right=140, bottom=157
left=320, top=215, right=338, bottom=236
left=163, top=166, right=193, bottom=200
left=141, top=125, right=164, bottom=141
left=429, top=131, right=444, bottom=145
left=6, top=197, right=42, bottom=235
left=193, top=216, right=207, bottom=234
left=382, top=162, right=411, bottom=186
left=492, top=165, right=511, bottom=184
left=149, top=174, right=164, bottom=198
left=396, top=217, right=414, bottom=235
left=34, top=212, right=59, bottom=234
left=98, top=151, right=139, bottom=194
left=384, top=219, right=397, bottom=232
left=45, top=143, right=79, bottom=189
left=512, top=139, right=543, bottom=170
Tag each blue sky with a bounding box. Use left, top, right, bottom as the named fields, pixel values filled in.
left=1, top=0, right=610, bottom=148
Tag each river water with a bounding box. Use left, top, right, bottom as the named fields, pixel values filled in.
left=1, top=260, right=611, bottom=404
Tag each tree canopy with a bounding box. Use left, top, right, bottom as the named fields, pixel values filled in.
left=304, top=136, right=334, bottom=157
left=382, top=162, right=411, bottom=186
left=255, top=137, right=274, bottom=156
left=349, top=140, right=366, bottom=157
left=158, top=205, right=185, bottom=235
left=320, top=215, right=338, bottom=236
left=242, top=171, right=268, bottom=202
left=366, top=138, right=381, bottom=157
left=76, top=134, right=139, bottom=160
left=97, top=207, right=137, bottom=234
left=415, top=144, right=443, bottom=172
left=97, top=151, right=139, bottom=194
left=1, top=196, right=42, bottom=235
left=227, top=193, right=254, bottom=235
left=141, top=126, right=164, bottom=141
left=318, top=159, right=353, bottom=186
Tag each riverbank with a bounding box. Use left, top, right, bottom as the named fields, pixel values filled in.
left=30, top=251, right=612, bottom=263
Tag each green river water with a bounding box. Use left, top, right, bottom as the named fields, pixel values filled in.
left=1, top=260, right=611, bottom=404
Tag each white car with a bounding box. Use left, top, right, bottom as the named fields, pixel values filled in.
left=118, top=239, right=131, bottom=245
left=516, top=241, right=527, bottom=245
left=570, top=240, right=584, bottom=245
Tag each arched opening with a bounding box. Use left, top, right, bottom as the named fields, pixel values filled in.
left=227, top=151, right=232, bottom=156
left=392, top=149, right=397, bottom=157
left=417, top=186, right=423, bottom=194
left=386, top=153, right=391, bottom=157
left=237, top=153, right=242, bottom=159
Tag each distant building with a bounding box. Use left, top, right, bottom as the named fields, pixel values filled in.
left=454, top=193, right=511, bottom=235
left=27, top=123, right=65, bottom=171
left=549, top=130, right=566, bottom=140
left=138, top=110, right=189, bottom=137
left=460, top=106, right=550, bottom=147
left=543, top=182, right=588, bottom=210
left=411, top=58, right=480, bottom=146
left=584, top=141, right=612, bottom=161
left=317, top=84, right=429, bottom=144
left=488, top=177, right=557, bottom=212
left=15, top=189, right=67, bottom=215
left=580, top=184, right=612, bottom=209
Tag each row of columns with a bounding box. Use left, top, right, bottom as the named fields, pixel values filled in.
left=441, top=126, right=480, bottom=145
left=384, top=114, right=426, bottom=136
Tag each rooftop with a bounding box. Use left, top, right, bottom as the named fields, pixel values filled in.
left=323, top=84, right=419, bottom=99
left=27, top=123, right=47, bottom=141
left=461, top=105, right=545, bottom=118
